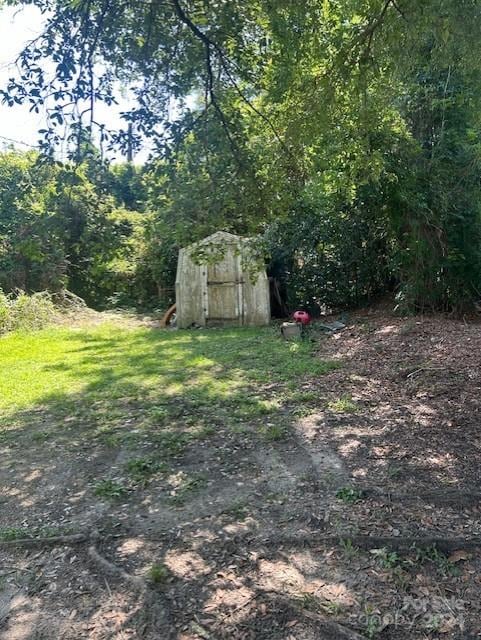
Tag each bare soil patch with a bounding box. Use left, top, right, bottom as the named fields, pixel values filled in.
left=1, top=309, right=481, bottom=639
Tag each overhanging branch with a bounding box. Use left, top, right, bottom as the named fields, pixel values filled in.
left=171, top=0, right=303, bottom=178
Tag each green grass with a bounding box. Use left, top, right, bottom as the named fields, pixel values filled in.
left=261, top=423, right=290, bottom=441
left=0, top=526, right=69, bottom=541
left=336, top=486, right=365, bottom=504
left=147, top=563, right=170, bottom=585
left=0, top=324, right=338, bottom=442
left=94, top=479, right=128, bottom=499
left=327, top=395, right=358, bottom=413
left=126, top=457, right=169, bottom=484
left=0, top=527, right=33, bottom=541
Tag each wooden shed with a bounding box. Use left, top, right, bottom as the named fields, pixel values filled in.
left=175, top=231, right=270, bottom=328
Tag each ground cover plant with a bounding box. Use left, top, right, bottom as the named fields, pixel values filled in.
left=0, top=320, right=333, bottom=419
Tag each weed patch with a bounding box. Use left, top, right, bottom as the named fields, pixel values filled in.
left=370, top=547, right=402, bottom=569
left=261, top=423, right=290, bottom=442
left=126, top=457, right=168, bottom=484
left=0, top=526, right=70, bottom=540
left=411, top=544, right=460, bottom=577
left=339, top=538, right=360, bottom=560
left=147, top=563, right=170, bottom=585
left=328, top=395, right=358, bottom=413
left=336, top=487, right=365, bottom=504
left=94, top=479, right=128, bottom=499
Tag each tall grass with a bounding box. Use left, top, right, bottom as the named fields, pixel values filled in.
left=0, top=291, right=56, bottom=334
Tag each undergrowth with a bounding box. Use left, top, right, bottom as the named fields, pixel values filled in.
left=0, top=290, right=56, bottom=334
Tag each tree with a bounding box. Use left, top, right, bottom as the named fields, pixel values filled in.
left=0, top=150, right=149, bottom=306
left=0, top=151, right=66, bottom=292
left=3, top=0, right=481, bottom=310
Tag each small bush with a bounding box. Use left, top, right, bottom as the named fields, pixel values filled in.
left=0, top=290, right=56, bottom=334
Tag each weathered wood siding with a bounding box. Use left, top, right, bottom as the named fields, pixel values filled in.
left=206, top=245, right=240, bottom=324
left=243, top=270, right=270, bottom=326
left=175, top=246, right=205, bottom=328
left=176, top=232, right=270, bottom=329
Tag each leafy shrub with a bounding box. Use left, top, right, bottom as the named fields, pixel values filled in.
left=0, top=292, right=10, bottom=333
left=0, top=290, right=56, bottom=335
left=266, top=187, right=392, bottom=315
left=10, top=291, right=56, bottom=331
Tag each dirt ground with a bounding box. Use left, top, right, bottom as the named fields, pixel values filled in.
left=1, top=308, right=481, bottom=639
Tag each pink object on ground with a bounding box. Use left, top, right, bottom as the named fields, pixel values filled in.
left=292, top=310, right=311, bottom=325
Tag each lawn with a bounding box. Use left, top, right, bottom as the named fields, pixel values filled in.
left=0, top=321, right=335, bottom=433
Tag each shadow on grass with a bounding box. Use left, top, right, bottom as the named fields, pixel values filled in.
left=0, top=324, right=339, bottom=525
left=2, top=326, right=337, bottom=433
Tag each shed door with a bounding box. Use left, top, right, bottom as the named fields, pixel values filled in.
left=206, top=249, right=243, bottom=325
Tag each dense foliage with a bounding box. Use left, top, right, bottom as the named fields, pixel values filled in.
left=2, top=1, right=481, bottom=312
left=0, top=151, right=152, bottom=307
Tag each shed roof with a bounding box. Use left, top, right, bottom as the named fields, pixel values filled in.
left=187, top=231, right=247, bottom=249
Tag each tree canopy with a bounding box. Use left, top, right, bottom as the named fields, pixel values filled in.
left=2, top=0, right=481, bottom=311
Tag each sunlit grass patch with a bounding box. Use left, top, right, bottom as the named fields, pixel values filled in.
left=0, top=322, right=338, bottom=446
left=327, top=395, right=358, bottom=413
left=287, top=389, right=319, bottom=403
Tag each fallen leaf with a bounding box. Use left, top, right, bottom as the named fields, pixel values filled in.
left=448, top=550, right=471, bottom=564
